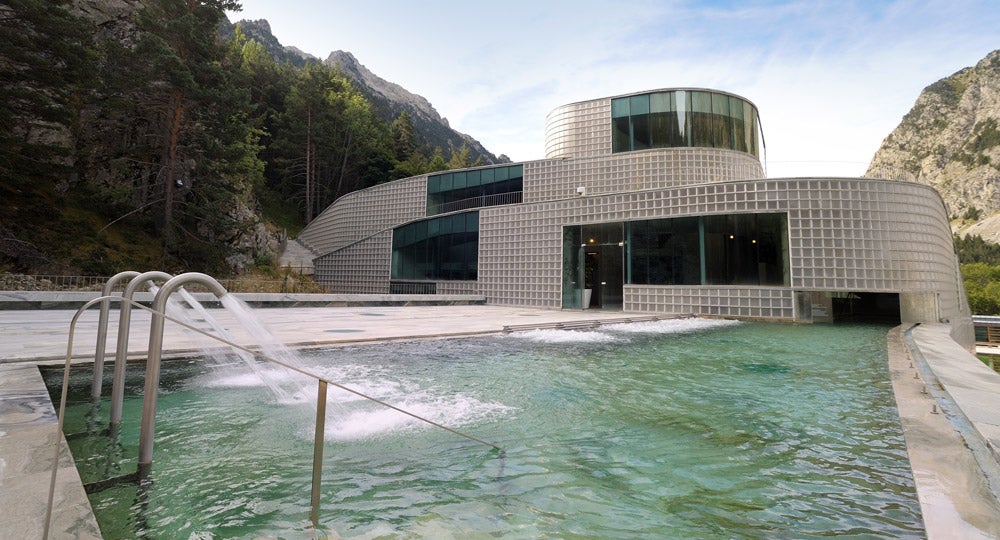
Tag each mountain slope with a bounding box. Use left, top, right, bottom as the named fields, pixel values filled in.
left=867, top=49, right=1000, bottom=221
left=223, top=18, right=503, bottom=165
left=324, top=50, right=503, bottom=165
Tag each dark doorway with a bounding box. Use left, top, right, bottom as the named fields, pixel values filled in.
left=580, top=223, right=623, bottom=310
left=832, top=292, right=901, bottom=324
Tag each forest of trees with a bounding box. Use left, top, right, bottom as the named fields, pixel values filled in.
left=954, top=234, right=1000, bottom=315
left=0, top=0, right=482, bottom=276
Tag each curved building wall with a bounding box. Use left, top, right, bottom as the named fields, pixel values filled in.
left=545, top=98, right=611, bottom=159
left=525, top=147, right=762, bottom=203
left=297, top=176, right=427, bottom=256
left=478, top=178, right=969, bottom=336
left=313, top=231, right=392, bottom=294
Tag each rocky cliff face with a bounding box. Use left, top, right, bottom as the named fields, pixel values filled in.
left=219, top=19, right=314, bottom=66
left=324, top=51, right=503, bottom=165
left=867, top=49, right=1000, bottom=223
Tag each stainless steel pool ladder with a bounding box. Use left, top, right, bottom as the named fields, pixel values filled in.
left=90, top=270, right=139, bottom=399
left=45, top=271, right=501, bottom=539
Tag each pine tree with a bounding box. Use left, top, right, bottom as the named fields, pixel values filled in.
left=0, top=0, right=93, bottom=186
left=428, top=147, right=448, bottom=172
left=76, top=0, right=267, bottom=271
left=391, top=111, right=417, bottom=161
left=448, top=143, right=473, bottom=169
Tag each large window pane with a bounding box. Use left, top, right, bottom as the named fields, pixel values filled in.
left=712, top=93, right=733, bottom=149
left=627, top=216, right=700, bottom=285
left=745, top=102, right=758, bottom=157
left=392, top=211, right=479, bottom=280
left=628, top=94, right=650, bottom=115
left=427, top=166, right=523, bottom=215
left=731, top=96, right=747, bottom=153
left=612, top=116, right=631, bottom=152
left=631, top=113, right=651, bottom=150
left=703, top=213, right=787, bottom=285
left=690, top=91, right=714, bottom=148
left=650, top=91, right=680, bottom=148
left=562, top=226, right=583, bottom=308
left=611, top=97, right=629, bottom=118
left=611, top=90, right=758, bottom=157
left=629, top=95, right=651, bottom=151
left=757, top=213, right=788, bottom=285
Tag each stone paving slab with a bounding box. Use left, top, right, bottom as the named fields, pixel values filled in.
left=891, top=327, right=1000, bottom=538
left=0, top=363, right=101, bottom=540
left=0, top=305, right=646, bottom=364
left=908, top=324, right=1000, bottom=476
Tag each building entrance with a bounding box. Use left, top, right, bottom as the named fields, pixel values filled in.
left=832, top=292, right=901, bottom=324
left=562, top=223, right=623, bottom=310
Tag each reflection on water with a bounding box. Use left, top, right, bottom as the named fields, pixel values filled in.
left=47, top=320, right=922, bottom=539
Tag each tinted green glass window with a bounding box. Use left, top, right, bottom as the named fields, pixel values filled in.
left=711, top=93, right=732, bottom=149
left=629, top=94, right=650, bottom=115
left=631, top=112, right=652, bottom=151
left=392, top=211, right=479, bottom=281
left=612, top=116, right=631, bottom=152
left=731, top=95, right=747, bottom=153
left=745, top=102, right=758, bottom=156
left=611, top=98, right=629, bottom=118
left=611, top=90, right=757, bottom=158
left=689, top=91, right=714, bottom=148
left=426, top=165, right=523, bottom=215
left=628, top=217, right=700, bottom=285
left=627, top=213, right=787, bottom=286
left=649, top=92, right=673, bottom=113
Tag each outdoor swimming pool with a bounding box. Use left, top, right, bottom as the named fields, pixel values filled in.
left=47, top=319, right=923, bottom=538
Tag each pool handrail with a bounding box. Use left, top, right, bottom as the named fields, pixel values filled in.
left=109, top=271, right=172, bottom=427
left=138, top=273, right=230, bottom=467
left=45, top=288, right=501, bottom=538
left=91, top=270, right=140, bottom=399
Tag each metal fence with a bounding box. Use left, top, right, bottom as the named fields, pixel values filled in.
left=0, top=273, right=329, bottom=294
left=428, top=191, right=523, bottom=216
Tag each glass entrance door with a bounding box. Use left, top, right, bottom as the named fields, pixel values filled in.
left=561, top=226, right=583, bottom=309
left=563, top=223, right=624, bottom=310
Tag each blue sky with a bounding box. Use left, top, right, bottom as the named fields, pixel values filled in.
left=228, top=0, right=999, bottom=178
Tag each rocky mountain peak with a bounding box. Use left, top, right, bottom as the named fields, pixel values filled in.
left=867, top=49, right=1000, bottom=225
left=324, top=50, right=501, bottom=163
left=324, top=50, right=444, bottom=126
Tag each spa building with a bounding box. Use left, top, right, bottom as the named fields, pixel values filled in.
left=295, top=88, right=973, bottom=345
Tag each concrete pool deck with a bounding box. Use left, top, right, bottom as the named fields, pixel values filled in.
left=1, top=301, right=1000, bottom=538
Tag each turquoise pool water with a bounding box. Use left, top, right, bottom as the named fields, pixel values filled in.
left=48, top=320, right=922, bottom=538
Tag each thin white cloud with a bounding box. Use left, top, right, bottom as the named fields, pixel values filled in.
left=231, top=0, right=999, bottom=176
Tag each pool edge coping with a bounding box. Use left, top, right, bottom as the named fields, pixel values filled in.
left=892, top=324, right=1000, bottom=538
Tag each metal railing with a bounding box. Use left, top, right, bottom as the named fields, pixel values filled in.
left=428, top=191, right=523, bottom=215
left=44, top=283, right=500, bottom=538
left=1, top=273, right=328, bottom=293
left=389, top=280, right=437, bottom=295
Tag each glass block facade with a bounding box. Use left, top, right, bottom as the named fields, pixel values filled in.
left=298, top=88, right=973, bottom=346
